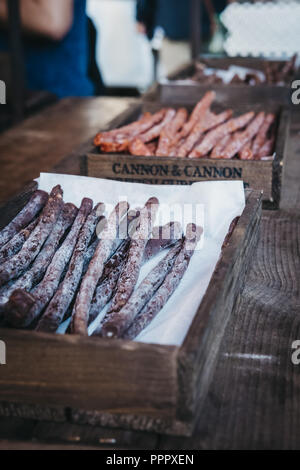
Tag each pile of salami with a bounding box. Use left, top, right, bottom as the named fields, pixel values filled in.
left=94, top=91, right=276, bottom=160
left=0, top=186, right=202, bottom=340
left=188, top=55, right=297, bottom=86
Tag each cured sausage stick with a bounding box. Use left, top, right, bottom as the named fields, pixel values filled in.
left=239, top=142, right=254, bottom=160
left=94, top=113, right=152, bottom=145
left=156, top=108, right=188, bottom=157
left=0, top=218, right=39, bottom=264
left=0, top=203, right=78, bottom=308
left=106, top=198, right=159, bottom=316
left=88, top=240, right=130, bottom=326
left=176, top=109, right=233, bottom=158
left=71, top=201, right=129, bottom=335
left=167, top=92, right=216, bottom=155
left=82, top=209, right=139, bottom=282
left=143, top=222, right=182, bottom=261
left=178, top=92, right=216, bottom=141
left=123, top=224, right=202, bottom=340
left=96, top=110, right=166, bottom=152
left=128, top=139, right=152, bottom=157
left=252, top=113, right=275, bottom=158
left=0, top=189, right=48, bottom=250
left=88, top=222, right=182, bottom=326
left=98, top=221, right=182, bottom=297
left=220, top=112, right=265, bottom=160
left=0, top=186, right=63, bottom=287
left=210, top=134, right=232, bottom=159
left=138, top=109, right=176, bottom=144
left=100, top=240, right=183, bottom=339
left=188, top=112, right=255, bottom=158
left=256, top=137, right=275, bottom=160
left=94, top=111, right=162, bottom=145
left=36, top=203, right=104, bottom=333
left=106, top=208, right=141, bottom=259
left=6, top=198, right=94, bottom=328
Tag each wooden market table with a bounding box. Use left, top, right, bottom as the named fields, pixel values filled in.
left=0, top=97, right=299, bottom=450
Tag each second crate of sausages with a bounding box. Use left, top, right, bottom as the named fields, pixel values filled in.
left=87, top=92, right=290, bottom=209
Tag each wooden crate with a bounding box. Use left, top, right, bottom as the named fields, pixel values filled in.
left=157, top=56, right=298, bottom=105
left=86, top=101, right=290, bottom=209
left=0, top=183, right=261, bottom=436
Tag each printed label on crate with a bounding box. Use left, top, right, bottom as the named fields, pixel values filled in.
left=112, top=162, right=244, bottom=181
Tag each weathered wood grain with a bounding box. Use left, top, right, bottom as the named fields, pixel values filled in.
left=0, top=97, right=134, bottom=204
left=280, top=108, right=300, bottom=210
left=0, top=329, right=178, bottom=420
left=160, top=211, right=300, bottom=449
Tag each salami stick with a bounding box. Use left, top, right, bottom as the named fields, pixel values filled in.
left=168, top=92, right=216, bottom=155
left=252, top=113, right=275, bottom=158
left=156, top=108, right=188, bottom=157
left=6, top=198, right=94, bottom=328
left=107, top=198, right=159, bottom=316
left=71, top=201, right=129, bottom=335
left=210, top=134, right=232, bottom=159
left=82, top=210, right=137, bottom=284
left=108, top=208, right=141, bottom=259
left=220, top=112, right=265, bottom=160
left=100, top=240, right=183, bottom=339
left=94, top=112, right=152, bottom=145
left=0, top=203, right=78, bottom=308
left=176, top=109, right=233, bottom=158
left=0, top=218, right=39, bottom=264
left=96, top=110, right=166, bottom=151
left=128, top=138, right=152, bottom=156
left=143, top=221, right=182, bottom=261
left=36, top=203, right=104, bottom=333
left=239, top=143, right=254, bottom=160
left=88, top=222, right=182, bottom=326
left=0, top=190, right=48, bottom=249
left=0, top=186, right=63, bottom=287
left=98, top=138, right=130, bottom=154
left=138, top=109, right=176, bottom=144
left=84, top=239, right=99, bottom=268
left=256, top=137, right=275, bottom=160
left=123, top=224, right=202, bottom=340
left=88, top=239, right=130, bottom=325
left=178, top=92, right=216, bottom=141
left=94, top=111, right=162, bottom=144
left=188, top=112, right=255, bottom=158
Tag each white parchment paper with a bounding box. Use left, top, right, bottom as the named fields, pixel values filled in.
left=38, top=173, right=245, bottom=346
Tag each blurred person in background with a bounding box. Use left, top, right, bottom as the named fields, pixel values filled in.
left=0, top=0, right=104, bottom=98
left=136, top=0, right=228, bottom=75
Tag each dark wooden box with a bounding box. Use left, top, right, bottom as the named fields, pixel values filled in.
left=86, top=100, right=290, bottom=209
left=156, top=56, right=298, bottom=105
left=0, top=182, right=261, bottom=436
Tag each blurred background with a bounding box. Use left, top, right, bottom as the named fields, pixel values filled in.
left=0, top=0, right=299, bottom=131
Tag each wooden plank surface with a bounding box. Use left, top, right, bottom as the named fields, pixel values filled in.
left=0, top=97, right=134, bottom=204
left=160, top=210, right=300, bottom=449
left=280, top=108, right=300, bottom=210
